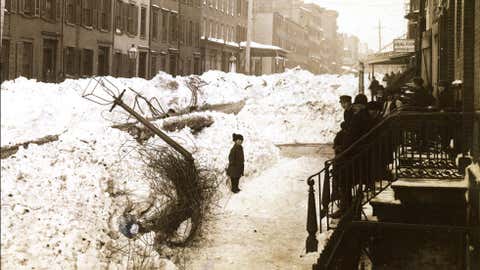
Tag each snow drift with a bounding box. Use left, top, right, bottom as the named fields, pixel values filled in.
left=1, top=69, right=357, bottom=269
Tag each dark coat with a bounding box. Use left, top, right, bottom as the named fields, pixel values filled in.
left=227, top=144, right=244, bottom=178
left=344, top=104, right=371, bottom=148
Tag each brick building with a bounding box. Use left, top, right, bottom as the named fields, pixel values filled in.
left=0, top=0, right=202, bottom=82
left=254, top=0, right=341, bottom=74
left=295, top=3, right=326, bottom=74
left=408, top=0, right=479, bottom=160
left=177, top=0, right=201, bottom=76
left=1, top=1, right=117, bottom=82
left=147, top=0, right=201, bottom=78
left=200, top=0, right=247, bottom=73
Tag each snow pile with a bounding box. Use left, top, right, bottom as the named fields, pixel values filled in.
left=0, top=127, right=169, bottom=269
left=238, top=69, right=358, bottom=143
left=1, top=69, right=356, bottom=269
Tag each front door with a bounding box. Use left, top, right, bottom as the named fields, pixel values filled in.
left=43, top=39, right=57, bottom=82
left=169, top=54, right=177, bottom=76
left=98, top=46, right=109, bottom=76
left=138, top=51, right=147, bottom=78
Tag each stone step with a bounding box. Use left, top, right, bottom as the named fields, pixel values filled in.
left=370, top=186, right=467, bottom=226
left=391, top=178, right=467, bottom=206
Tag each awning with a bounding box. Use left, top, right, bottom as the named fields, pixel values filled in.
left=239, top=41, right=288, bottom=58
left=365, top=51, right=414, bottom=65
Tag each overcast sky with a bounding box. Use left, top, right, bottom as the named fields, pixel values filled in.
left=305, top=0, right=408, bottom=51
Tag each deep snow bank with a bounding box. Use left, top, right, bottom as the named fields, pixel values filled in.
left=1, top=69, right=357, bottom=269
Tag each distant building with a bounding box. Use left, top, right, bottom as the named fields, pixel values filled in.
left=341, top=34, right=360, bottom=67
left=113, top=0, right=150, bottom=78
left=200, top=0, right=247, bottom=73
left=2, top=1, right=114, bottom=82
left=253, top=0, right=340, bottom=74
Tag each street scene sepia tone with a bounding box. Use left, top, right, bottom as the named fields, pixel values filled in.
left=1, top=0, right=479, bottom=269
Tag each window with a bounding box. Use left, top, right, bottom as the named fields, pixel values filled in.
left=101, top=0, right=111, bottom=30
left=162, top=11, right=168, bottom=42
left=189, top=21, right=193, bottom=46
left=82, top=0, right=93, bottom=26
left=22, top=42, right=33, bottom=78
left=140, top=7, right=146, bottom=38
left=179, top=16, right=184, bottom=44
left=5, top=0, right=12, bottom=12
left=64, top=47, right=76, bottom=75
left=236, top=0, right=241, bottom=16
left=195, top=22, right=200, bottom=47
left=152, top=9, right=159, bottom=40
left=42, top=0, right=55, bottom=20
left=115, top=0, right=122, bottom=31
left=66, top=0, right=75, bottom=23
left=170, top=13, right=178, bottom=43
left=127, top=4, right=138, bottom=35
left=23, top=0, right=35, bottom=15
left=203, top=18, right=207, bottom=37
left=82, top=49, right=93, bottom=76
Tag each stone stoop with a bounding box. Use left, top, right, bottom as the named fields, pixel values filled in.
left=370, top=178, right=468, bottom=225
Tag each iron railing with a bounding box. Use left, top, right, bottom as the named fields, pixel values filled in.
left=305, top=109, right=477, bottom=269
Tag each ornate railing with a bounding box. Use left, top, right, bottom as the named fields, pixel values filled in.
left=305, top=109, right=477, bottom=269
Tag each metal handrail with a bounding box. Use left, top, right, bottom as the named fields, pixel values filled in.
left=306, top=110, right=479, bottom=264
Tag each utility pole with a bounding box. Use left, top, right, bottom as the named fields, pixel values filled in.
left=378, top=20, right=382, bottom=52
left=245, top=0, right=253, bottom=74
left=0, top=0, right=5, bottom=50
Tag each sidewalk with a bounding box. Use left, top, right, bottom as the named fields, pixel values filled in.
left=185, top=155, right=329, bottom=269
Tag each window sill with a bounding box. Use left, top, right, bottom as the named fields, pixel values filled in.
left=41, top=17, right=57, bottom=23
left=82, top=25, right=94, bottom=30
left=65, top=22, right=76, bottom=27
left=19, top=13, right=37, bottom=19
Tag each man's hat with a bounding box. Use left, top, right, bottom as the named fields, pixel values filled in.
left=232, top=133, right=244, bottom=141
left=339, top=95, right=352, bottom=103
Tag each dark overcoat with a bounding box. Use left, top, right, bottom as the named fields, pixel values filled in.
left=227, top=144, right=244, bottom=178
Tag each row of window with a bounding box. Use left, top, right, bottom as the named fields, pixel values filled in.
left=203, top=19, right=244, bottom=42
left=5, top=0, right=61, bottom=20
left=203, top=0, right=249, bottom=17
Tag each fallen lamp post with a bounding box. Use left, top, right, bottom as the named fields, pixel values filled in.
left=109, top=89, right=194, bottom=163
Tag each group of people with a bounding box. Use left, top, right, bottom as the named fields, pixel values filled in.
left=330, top=73, right=463, bottom=217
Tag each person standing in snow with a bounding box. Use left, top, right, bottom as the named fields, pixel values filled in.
left=227, top=133, right=244, bottom=193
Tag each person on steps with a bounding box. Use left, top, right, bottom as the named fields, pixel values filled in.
left=227, top=133, right=244, bottom=193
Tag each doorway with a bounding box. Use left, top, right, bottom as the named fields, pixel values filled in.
left=43, top=39, right=57, bottom=82
left=138, top=51, right=147, bottom=78
left=169, top=54, right=177, bottom=76
left=98, top=46, right=110, bottom=76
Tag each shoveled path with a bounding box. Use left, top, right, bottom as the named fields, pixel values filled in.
left=185, top=146, right=333, bottom=269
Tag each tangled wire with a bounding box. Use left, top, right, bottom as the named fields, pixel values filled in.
left=133, top=146, right=220, bottom=252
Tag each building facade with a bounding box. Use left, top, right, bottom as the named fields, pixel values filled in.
left=1, top=1, right=118, bottom=82
left=254, top=0, right=340, bottom=74
left=200, top=0, right=247, bottom=73
left=406, top=0, right=479, bottom=160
